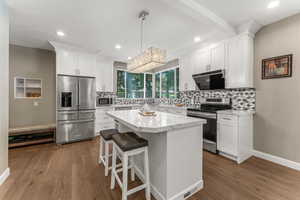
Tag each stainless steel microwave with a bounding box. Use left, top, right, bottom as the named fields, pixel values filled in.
left=96, top=97, right=113, bottom=106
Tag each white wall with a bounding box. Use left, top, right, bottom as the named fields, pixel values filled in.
left=254, top=13, right=300, bottom=163
left=0, top=0, right=9, bottom=178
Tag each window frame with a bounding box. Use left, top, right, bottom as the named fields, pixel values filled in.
left=154, top=66, right=179, bottom=99
left=116, top=69, right=154, bottom=99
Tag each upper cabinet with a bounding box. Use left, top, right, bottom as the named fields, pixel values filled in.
left=178, top=33, right=253, bottom=91
left=193, top=49, right=211, bottom=74
left=95, top=57, right=114, bottom=92
left=51, top=42, right=97, bottom=77
left=210, top=43, right=226, bottom=71
left=179, top=54, right=195, bottom=91
left=226, top=33, right=253, bottom=88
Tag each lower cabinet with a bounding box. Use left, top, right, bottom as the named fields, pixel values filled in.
left=95, top=107, right=115, bottom=134
left=217, top=112, right=253, bottom=164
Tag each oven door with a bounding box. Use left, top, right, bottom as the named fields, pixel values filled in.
left=187, top=112, right=218, bottom=154
left=202, top=117, right=217, bottom=153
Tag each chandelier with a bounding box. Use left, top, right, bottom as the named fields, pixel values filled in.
left=127, top=11, right=166, bottom=73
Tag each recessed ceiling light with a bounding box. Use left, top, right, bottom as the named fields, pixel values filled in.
left=115, top=44, right=122, bottom=49
left=56, top=31, right=65, bottom=37
left=194, top=36, right=201, bottom=43
left=128, top=57, right=132, bottom=60
left=268, top=1, right=280, bottom=9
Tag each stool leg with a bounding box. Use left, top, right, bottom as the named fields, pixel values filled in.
left=104, top=142, right=109, bottom=176
left=144, top=148, right=151, bottom=200
left=110, top=143, right=117, bottom=190
left=122, top=153, right=128, bottom=200
left=99, top=136, right=103, bottom=164
left=130, top=157, right=135, bottom=181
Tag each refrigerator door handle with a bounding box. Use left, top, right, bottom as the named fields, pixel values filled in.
left=59, top=119, right=94, bottom=125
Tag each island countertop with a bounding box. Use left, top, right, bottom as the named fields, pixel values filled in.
left=107, top=110, right=206, bottom=133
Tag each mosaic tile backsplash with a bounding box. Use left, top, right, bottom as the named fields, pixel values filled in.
left=97, top=88, right=256, bottom=111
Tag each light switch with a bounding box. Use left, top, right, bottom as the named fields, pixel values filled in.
left=33, top=101, right=39, bottom=106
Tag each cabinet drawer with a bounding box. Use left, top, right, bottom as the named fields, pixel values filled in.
left=218, top=114, right=237, bottom=125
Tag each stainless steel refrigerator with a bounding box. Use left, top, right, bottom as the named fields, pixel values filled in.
left=56, top=75, right=96, bottom=144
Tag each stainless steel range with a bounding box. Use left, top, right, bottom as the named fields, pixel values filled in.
left=56, top=75, right=96, bottom=144
left=187, top=98, right=231, bottom=153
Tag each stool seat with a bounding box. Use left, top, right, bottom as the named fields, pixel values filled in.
left=100, top=129, right=119, bottom=141
left=112, top=133, right=148, bottom=152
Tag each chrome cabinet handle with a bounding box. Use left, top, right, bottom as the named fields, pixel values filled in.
left=222, top=118, right=232, bottom=120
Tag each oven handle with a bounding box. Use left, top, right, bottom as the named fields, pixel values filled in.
left=187, top=113, right=217, bottom=119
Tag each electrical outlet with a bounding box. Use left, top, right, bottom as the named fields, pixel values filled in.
left=33, top=101, right=39, bottom=106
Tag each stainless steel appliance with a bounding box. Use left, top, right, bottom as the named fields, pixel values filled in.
left=96, top=97, right=113, bottom=106
left=187, top=98, right=231, bottom=153
left=56, top=75, right=96, bottom=144
left=192, top=70, right=225, bottom=90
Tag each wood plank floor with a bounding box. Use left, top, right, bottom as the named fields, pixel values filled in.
left=1, top=138, right=300, bottom=200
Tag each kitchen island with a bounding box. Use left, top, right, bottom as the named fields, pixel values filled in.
left=107, top=110, right=206, bottom=200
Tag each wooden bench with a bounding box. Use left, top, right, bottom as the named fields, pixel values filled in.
left=9, top=124, right=56, bottom=148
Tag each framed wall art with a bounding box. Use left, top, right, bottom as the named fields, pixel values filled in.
left=262, top=54, right=292, bottom=79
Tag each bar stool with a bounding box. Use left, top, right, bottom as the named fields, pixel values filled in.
left=111, top=133, right=150, bottom=200
left=99, top=129, right=120, bottom=176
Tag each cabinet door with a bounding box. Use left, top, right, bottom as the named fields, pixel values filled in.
left=179, top=54, right=195, bottom=91
left=199, top=49, right=211, bottom=72
left=57, top=50, right=79, bottom=75
left=217, top=123, right=238, bottom=156
left=78, top=54, right=96, bottom=77
left=211, top=43, right=225, bottom=71
left=226, top=34, right=253, bottom=88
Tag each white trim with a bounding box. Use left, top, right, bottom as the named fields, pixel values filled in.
left=0, top=168, right=10, bottom=186
left=134, top=165, right=203, bottom=200
left=253, top=150, right=300, bottom=171
left=161, top=0, right=236, bottom=35
left=169, top=180, right=203, bottom=200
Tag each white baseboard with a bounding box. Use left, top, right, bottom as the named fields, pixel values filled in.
left=169, top=180, right=203, bottom=200
left=134, top=166, right=165, bottom=200
left=253, top=150, right=300, bottom=171
left=0, top=168, right=10, bottom=186
left=134, top=166, right=203, bottom=200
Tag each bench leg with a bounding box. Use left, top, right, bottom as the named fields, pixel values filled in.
left=144, top=148, right=151, bottom=200
left=110, top=143, right=117, bottom=190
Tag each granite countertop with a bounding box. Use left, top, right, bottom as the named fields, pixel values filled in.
left=107, top=110, right=206, bottom=133
left=155, top=104, right=189, bottom=110
left=96, top=104, right=142, bottom=109
left=217, top=109, right=256, bottom=116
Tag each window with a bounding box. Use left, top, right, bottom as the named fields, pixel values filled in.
left=155, top=67, right=179, bottom=98
left=155, top=73, right=160, bottom=98
left=116, top=70, right=153, bottom=98
left=126, top=72, right=144, bottom=98
left=145, top=74, right=153, bottom=98
left=116, top=70, right=126, bottom=98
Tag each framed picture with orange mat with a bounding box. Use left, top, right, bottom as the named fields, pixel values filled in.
left=262, top=54, right=292, bottom=79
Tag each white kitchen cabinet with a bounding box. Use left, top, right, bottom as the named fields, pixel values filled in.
left=217, top=115, right=238, bottom=156
left=52, top=42, right=97, bottom=77
left=78, top=53, right=96, bottom=77
left=210, top=43, right=225, bottom=71
left=95, top=107, right=115, bottom=135
left=95, top=57, right=114, bottom=92
left=217, top=111, right=253, bottom=164
left=226, top=33, right=253, bottom=88
left=179, top=54, right=195, bottom=91
left=56, top=49, right=79, bottom=75
left=193, top=49, right=211, bottom=74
